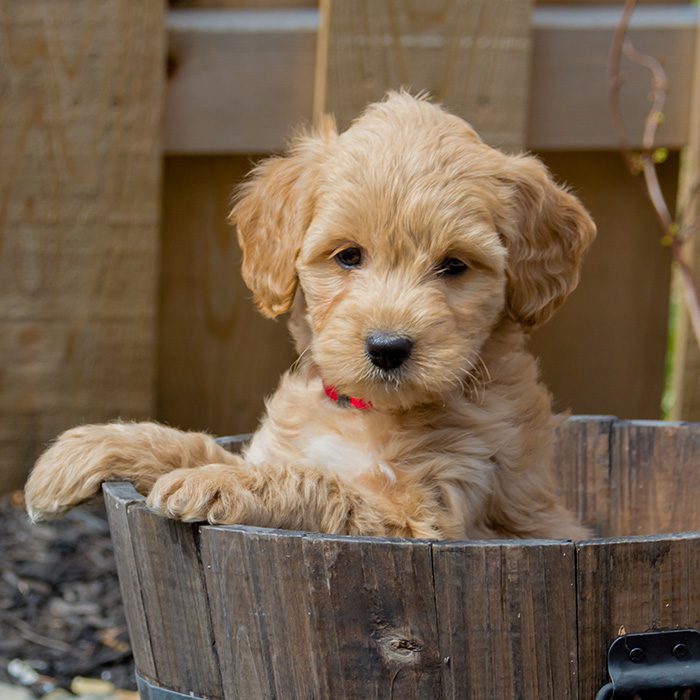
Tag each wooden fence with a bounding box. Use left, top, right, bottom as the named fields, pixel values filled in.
left=103, top=417, right=700, bottom=699
left=2, top=0, right=700, bottom=492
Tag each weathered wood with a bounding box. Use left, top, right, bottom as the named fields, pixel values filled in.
left=0, top=1, right=164, bottom=494
left=100, top=422, right=700, bottom=699
left=201, top=526, right=316, bottom=699
left=127, top=506, right=223, bottom=698
left=302, top=533, right=441, bottom=698
left=552, top=416, right=613, bottom=537
left=315, top=0, right=533, bottom=151
left=158, top=156, right=296, bottom=436
left=202, top=527, right=316, bottom=698
left=102, top=483, right=157, bottom=680
left=609, top=420, right=700, bottom=537
left=201, top=527, right=442, bottom=699
left=162, top=6, right=697, bottom=154
left=433, top=539, right=578, bottom=699
left=531, top=151, right=679, bottom=420
left=576, top=532, right=700, bottom=699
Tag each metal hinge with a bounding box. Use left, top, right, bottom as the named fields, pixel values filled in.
left=136, top=672, right=208, bottom=700
left=595, top=629, right=700, bottom=700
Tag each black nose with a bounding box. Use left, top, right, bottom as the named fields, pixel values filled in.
left=365, top=333, right=413, bottom=370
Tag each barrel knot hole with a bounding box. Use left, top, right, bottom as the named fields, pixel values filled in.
left=377, top=634, right=423, bottom=663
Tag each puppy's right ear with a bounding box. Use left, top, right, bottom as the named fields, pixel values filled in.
left=229, top=118, right=335, bottom=318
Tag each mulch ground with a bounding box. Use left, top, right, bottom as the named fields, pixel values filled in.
left=0, top=491, right=136, bottom=697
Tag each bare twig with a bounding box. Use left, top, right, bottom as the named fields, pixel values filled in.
left=608, top=0, right=700, bottom=353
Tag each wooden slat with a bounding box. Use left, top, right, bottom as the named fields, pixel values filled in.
left=576, top=532, right=700, bottom=698
left=170, top=0, right=317, bottom=6
left=530, top=151, right=679, bottom=420
left=672, top=9, right=700, bottom=422
left=165, top=11, right=318, bottom=154
left=0, top=1, right=164, bottom=494
left=432, top=540, right=578, bottom=699
left=201, top=526, right=314, bottom=698
left=162, top=6, right=697, bottom=154
left=315, top=0, right=533, bottom=152
left=127, top=507, right=223, bottom=698
left=552, top=416, right=614, bottom=537
left=158, top=156, right=296, bottom=436
left=171, top=0, right=686, bottom=5
left=201, top=527, right=442, bottom=698
left=609, top=420, right=700, bottom=537
left=538, top=0, right=687, bottom=3
left=302, top=533, right=441, bottom=698
left=530, top=5, right=695, bottom=151
left=102, top=483, right=157, bottom=680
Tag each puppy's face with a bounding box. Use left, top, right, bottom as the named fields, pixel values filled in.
left=232, top=94, right=596, bottom=411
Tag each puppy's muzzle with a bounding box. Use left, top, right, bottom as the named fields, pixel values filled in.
left=365, top=333, right=413, bottom=371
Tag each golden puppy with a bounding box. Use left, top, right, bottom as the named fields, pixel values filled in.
left=25, top=93, right=595, bottom=540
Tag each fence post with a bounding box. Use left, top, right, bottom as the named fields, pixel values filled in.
left=672, top=8, right=700, bottom=420
left=0, top=1, right=165, bottom=492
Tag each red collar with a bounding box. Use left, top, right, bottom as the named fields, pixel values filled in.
left=323, top=384, right=373, bottom=411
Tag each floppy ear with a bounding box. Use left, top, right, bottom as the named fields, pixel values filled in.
left=497, top=154, right=596, bottom=328
left=229, top=118, right=335, bottom=318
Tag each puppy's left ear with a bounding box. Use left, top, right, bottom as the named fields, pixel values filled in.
left=229, top=117, right=335, bottom=318
left=497, top=154, right=596, bottom=328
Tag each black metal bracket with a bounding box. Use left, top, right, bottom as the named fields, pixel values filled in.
left=136, top=672, right=207, bottom=700
left=595, top=628, right=700, bottom=699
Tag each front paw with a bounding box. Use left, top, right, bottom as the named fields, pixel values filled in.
left=24, top=425, right=115, bottom=522
left=25, top=421, right=165, bottom=522
left=147, top=464, right=256, bottom=525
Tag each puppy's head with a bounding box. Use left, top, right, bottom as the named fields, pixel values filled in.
left=231, top=93, right=595, bottom=411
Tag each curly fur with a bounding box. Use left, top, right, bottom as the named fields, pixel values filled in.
left=25, top=93, right=595, bottom=540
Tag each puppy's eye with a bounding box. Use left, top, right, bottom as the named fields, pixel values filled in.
left=335, top=247, right=363, bottom=269
left=437, top=257, right=468, bottom=277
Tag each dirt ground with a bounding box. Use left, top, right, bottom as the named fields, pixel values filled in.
left=0, top=491, right=136, bottom=697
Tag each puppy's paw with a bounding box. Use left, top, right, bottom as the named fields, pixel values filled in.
left=24, top=422, right=167, bottom=522
left=24, top=425, right=112, bottom=521
left=147, top=463, right=256, bottom=525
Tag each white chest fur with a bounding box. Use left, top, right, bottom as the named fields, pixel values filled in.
left=246, top=427, right=395, bottom=483
left=300, top=433, right=395, bottom=482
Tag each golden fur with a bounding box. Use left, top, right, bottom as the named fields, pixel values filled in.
left=25, top=93, right=596, bottom=540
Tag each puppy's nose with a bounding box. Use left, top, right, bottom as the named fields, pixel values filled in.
left=365, top=333, right=413, bottom=370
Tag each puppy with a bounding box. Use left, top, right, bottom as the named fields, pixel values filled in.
left=25, top=93, right=595, bottom=540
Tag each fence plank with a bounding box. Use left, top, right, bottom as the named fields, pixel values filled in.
left=0, top=1, right=164, bottom=494
left=158, top=156, right=296, bottom=436
left=576, top=532, right=700, bottom=698
left=531, top=151, right=679, bottom=420
left=432, top=540, right=578, bottom=699
left=552, top=416, right=613, bottom=536
left=127, top=507, right=223, bottom=699
left=163, top=6, right=696, bottom=154
left=201, top=527, right=442, bottom=699
left=165, top=13, right=317, bottom=154
left=609, top=420, right=700, bottom=537
left=315, top=0, right=533, bottom=152
left=102, top=483, right=157, bottom=680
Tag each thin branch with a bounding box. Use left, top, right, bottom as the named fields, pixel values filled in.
left=608, top=0, right=700, bottom=354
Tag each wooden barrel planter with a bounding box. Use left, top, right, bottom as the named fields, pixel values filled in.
left=103, top=416, right=700, bottom=699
